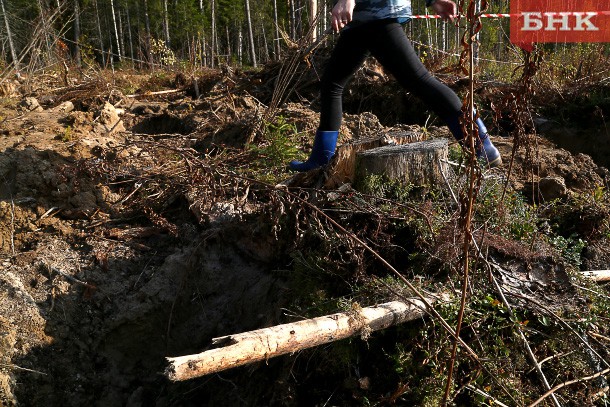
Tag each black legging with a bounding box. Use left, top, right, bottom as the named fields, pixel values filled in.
left=319, top=19, right=463, bottom=134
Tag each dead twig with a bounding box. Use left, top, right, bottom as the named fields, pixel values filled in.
left=114, top=182, right=143, bottom=206
left=464, top=384, right=510, bottom=407
left=528, top=367, right=610, bottom=407
left=39, top=207, right=60, bottom=220
left=0, top=363, right=47, bottom=376
left=10, top=196, right=15, bottom=256
left=589, top=331, right=610, bottom=344
left=125, top=89, right=182, bottom=98
left=526, top=351, right=576, bottom=375
left=443, top=3, right=489, bottom=401
left=572, top=284, right=610, bottom=301
left=46, top=264, right=96, bottom=291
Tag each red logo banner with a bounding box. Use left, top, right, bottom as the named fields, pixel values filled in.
left=510, top=0, right=610, bottom=50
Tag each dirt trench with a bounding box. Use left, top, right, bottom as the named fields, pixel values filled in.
left=2, top=224, right=287, bottom=406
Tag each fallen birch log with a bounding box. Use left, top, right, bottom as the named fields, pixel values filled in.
left=581, top=270, right=610, bottom=282
left=165, top=299, right=433, bottom=381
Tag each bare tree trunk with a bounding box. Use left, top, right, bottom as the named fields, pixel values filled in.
left=442, top=20, right=447, bottom=52
left=0, top=0, right=18, bottom=72
left=433, top=16, right=438, bottom=57
left=201, top=32, right=207, bottom=67
left=245, top=0, right=257, bottom=67
left=425, top=7, right=432, bottom=56
left=225, top=25, right=231, bottom=64
left=106, top=14, right=115, bottom=70
left=273, top=0, right=280, bottom=60
left=143, top=0, right=152, bottom=66
left=309, top=0, right=317, bottom=42
left=118, top=5, right=126, bottom=64
left=196, top=34, right=201, bottom=67
left=260, top=22, right=269, bottom=63
left=126, top=5, right=134, bottom=63
left=289, top=0, right=295, bottom=40
left=582, top=270, right=610, bottom=282
left=322, top=0, right=327, bottom=35
left=237, top=28, right=243, bottom=66
left=37, top=0, right=53, bottom=64
left=110, top=0, right=122, bottom=60
left=295, top=0, right=301, bottom=38
left=73, top=0, right=81, bottom=67
left=162, top=0, right=170, bottom=46
left=93, top=0, right=105, bottom=67
left=210, top=0, right=216, bottom=67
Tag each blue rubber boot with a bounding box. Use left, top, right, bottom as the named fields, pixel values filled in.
left=289, top=130, right=339, bottom=172
left=446, top=115, right=502, bottom=167
left=475, top=118, right=502, bottom=167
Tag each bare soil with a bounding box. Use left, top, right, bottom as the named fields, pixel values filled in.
left=1, top=67, right=609, bottom=406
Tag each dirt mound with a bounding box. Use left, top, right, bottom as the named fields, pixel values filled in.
left=494, top=136, right=610, bottom=199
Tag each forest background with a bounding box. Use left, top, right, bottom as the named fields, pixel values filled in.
left=0, top=0, right=517, bottom=75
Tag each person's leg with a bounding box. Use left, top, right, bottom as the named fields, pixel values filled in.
left=364, top=21, right=501, bottom=166
left=444, top=116, right=501, bottom=166
left=318, top=28, right=370, bottom=131
left=289, top=28, right=370, bottom=171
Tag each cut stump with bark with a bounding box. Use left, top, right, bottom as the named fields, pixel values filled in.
left=355, top=138, right=449, bottom=189
left=325, top=130, right=425, bottom=188
left=277, top=131, right=424, bottom=189
left=165, top=299, right=434, bottom=381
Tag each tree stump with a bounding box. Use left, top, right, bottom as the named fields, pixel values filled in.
left=355, top=138, right=449, bottom=189
left=324, top=130, right=425, bottom=188
left=277, top=130, right=425, bottom=189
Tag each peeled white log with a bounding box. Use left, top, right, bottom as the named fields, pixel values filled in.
left=581, top=270, right=610, bottom=282
left=165, top=299, right=432, bottom=381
